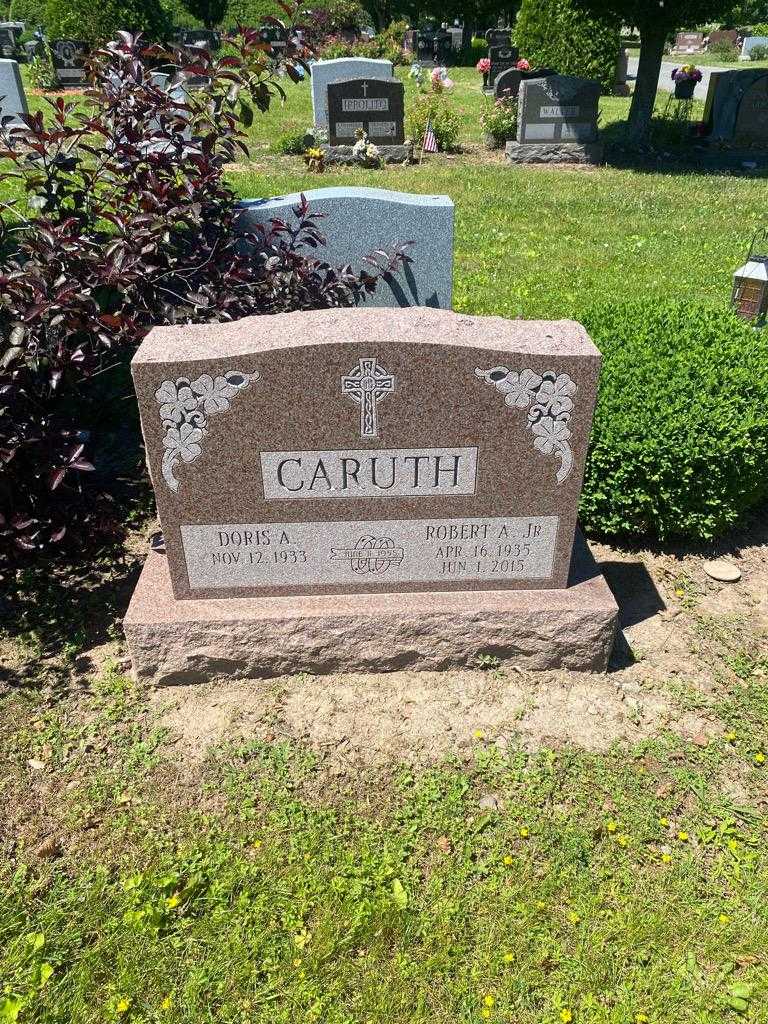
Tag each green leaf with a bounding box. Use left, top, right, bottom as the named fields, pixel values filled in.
left=727, top=996, right=749, bottom=1014
left=391, top=879, right=408, bottom=910
left=0, top=995, right=23, bottom=1022
left=730, top=984, right=753, bottom=1000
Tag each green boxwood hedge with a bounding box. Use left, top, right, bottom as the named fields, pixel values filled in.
left=514, top=0, right=621, bottom=93
left=579, top=299, right=768, bottom=540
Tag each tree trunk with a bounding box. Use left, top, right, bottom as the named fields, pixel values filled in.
left=627, top=23, right=667, bottom=146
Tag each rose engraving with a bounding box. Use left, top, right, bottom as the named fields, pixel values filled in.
left=154, top=369, right=259, bottom=492
left=474, top=366, right=576, bottom=483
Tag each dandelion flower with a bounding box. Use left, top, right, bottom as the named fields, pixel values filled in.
left=606, top=820, right=618, bottom=833
left=659, top=817, right=669, bottom=827
left=483, top=995, right=495, bottom=1007
left=725, top=731, right=737, bottom=742
left=560, top=1009, right=573, bottom=1023
left=503, top=855, right=514, bottom=865
left=473, top=730, right=485, bottom=740
left=635, top=1014, right=649, bottom=1023
left=161, top=996, right=172, bottom=1011
left=677, top=831, right=689, bottom=841
left=519, top=827, right=530, bottom=838
left=718, top=914, right=730, bottom=924
left=116, top=999, right=130, bottom=1014
left=503, top=952, right=514, bottom=963
left=661, top=853, right=672, bottom=864
left=754, top=752, right=765, bottom=765
left=567, top=911, right=581, bottom=924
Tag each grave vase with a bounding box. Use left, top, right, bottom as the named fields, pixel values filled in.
left=674, top=78, right=696, bottom=99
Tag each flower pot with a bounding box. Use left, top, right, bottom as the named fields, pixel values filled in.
left=674, top=78, right=696, bottom=99
left=482, top=72, right=489, bottom=89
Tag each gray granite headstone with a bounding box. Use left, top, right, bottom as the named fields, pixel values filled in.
left=488, top=44, right=519, bottom=88
left=517, top=74, right=600, bottom=144
left=327, top=77, right=404, bottom=145
left=703, top=69, right=768, bottom=141
left=310, top=57, right=394, bottom=129
left=51, top=39, right=88, bottom=87
left=0, top=59, right=27, bottom=124
left=0, top=27, right=16, bottom=58
left=494, top=67, right=522, bottom=99
left=485, top=29, right=511, bottom=47
left=236, top=186, right=454, bottom=309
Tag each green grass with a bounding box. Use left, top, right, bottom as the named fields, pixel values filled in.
left=1, top=638, right=767, bottom=1024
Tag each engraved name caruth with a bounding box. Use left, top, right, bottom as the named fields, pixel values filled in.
left=260, top=448, right=479, bottom=499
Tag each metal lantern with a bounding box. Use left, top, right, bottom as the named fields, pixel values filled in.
left=731, top=229, right=768, bottom=323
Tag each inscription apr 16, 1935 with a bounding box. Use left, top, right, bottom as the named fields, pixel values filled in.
left=182, top=516, right=558, bottom=589
left=131, top=307, right=602, bottom=598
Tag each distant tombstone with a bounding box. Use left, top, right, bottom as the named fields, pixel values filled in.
left=741, top=35, right=768, bottom=60
left=416, top=27, right=436, bottom=65
left=449, top=26, right=463, bottom=50
left=0, top=59, right=27, bottom=124
left=675, top=31, right=705, bottom=53
left=327, top=77, right=404, bottom=146
left=0, top=27, right=16, bottom=58
left=703, top=68, right=768, bottom=141
left=485, top=28, right=511, bottom=48
left=733, top=74, right=768, bottom=143
left=614, top=47, right=630, bottom=95
left=51, top=39, right=89, bottom=88
left=310, top=57, right=393, bottom=129
left=508, top=74, right=602, bottom=163
left=236, top=186, right=454, bottom=309
left=488, top=43, right=519, bottom=89
left=708, top=29, right=738, bottom=48
left=494, top=67, right=522, bottom=99
left=434, top=28, right=452, bottom=64
left=403, top=29, right=417, bottom=52
left=258, top=23, right=287, bottom=53
left=177, top=28, right=221, bottom=51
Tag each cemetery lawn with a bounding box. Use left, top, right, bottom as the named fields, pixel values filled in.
left=2, top=522, right=768, bottom=1024
left=14, top=67, right=767, bottom=321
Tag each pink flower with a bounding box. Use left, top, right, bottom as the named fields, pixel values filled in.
left=516, top=58, right=530, bottom=70
left=476, top=58, right=490, bottom=74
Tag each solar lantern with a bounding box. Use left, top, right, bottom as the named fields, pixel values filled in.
left=732, top=228, right=768, bottom=324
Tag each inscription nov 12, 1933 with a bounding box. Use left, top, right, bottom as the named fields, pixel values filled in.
left=131, top=307, right=602, bottom=599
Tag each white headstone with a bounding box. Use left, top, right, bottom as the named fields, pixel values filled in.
left=0, top=59, right=27, bottom=125
left=310, top=57, right=394, bottom=129
left=236, top=186, right=454, bottom=309
left=741, top=35, right=768, bottom=60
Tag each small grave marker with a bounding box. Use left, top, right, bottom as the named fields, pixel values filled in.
left=51, top=39, right=89, bottom=88
left=327, top=77, right=405, bottom=145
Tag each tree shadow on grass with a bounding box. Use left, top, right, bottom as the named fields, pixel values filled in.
left=601, top=118, right=768, bottom=178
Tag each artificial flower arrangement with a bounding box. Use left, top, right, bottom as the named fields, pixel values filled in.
left=303, top=146, right=325, bottom=172
left=671, top=64, right=703, bottom=82
left=476, top=57, right=491, bottom=74
left=516, top=58, right=531, bottom=70
left=431, top=65, right=454, bottom=92
left=351, top=130, right=381, bottom=167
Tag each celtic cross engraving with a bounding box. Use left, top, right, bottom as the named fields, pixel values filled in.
left=341, top=358, right=395, bottom=438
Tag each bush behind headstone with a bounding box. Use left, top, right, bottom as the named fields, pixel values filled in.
left=44, top=0, right=172, bottom=46
left=579, top=298, right=768, bottom=540
left=514, top=0, right=621, bottom=93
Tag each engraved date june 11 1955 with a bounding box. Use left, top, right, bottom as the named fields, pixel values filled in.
left=180, top=516, right=559, bottom=590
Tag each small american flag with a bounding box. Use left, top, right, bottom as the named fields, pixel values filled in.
left=422, top=118, right=438, bottom=153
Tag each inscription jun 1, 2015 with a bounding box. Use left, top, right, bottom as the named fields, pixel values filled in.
left=181, top=515, right=559, bottom=590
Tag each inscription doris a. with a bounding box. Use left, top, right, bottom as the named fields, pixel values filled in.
left=261, top=448, right=478, bottom=499
left=182, top=515, right=559, bottom=589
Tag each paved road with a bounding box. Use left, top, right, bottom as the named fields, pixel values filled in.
left=627, top=57, right=727, bottom=100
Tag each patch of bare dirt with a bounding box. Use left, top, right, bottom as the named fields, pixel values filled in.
left=150, top=522, right=768, bottom=770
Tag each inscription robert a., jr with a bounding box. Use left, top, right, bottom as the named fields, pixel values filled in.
left=261, top=448, right=478, bottom=499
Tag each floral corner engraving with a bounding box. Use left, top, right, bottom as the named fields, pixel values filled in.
left=474, top=366, right=576, bottom=484
left=154, top=370, right=259, bottom=492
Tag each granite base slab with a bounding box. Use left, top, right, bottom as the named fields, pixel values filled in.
left=505, top=140, right=604, bottom=164
left=321, top=142, right=413, bottom=165
left=124, top=536, right=618, bottom=685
